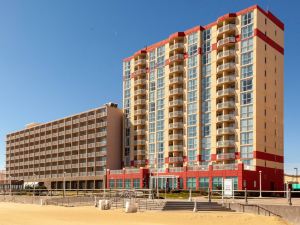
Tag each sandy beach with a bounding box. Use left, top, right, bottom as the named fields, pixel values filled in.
left=0, top=203, right=289, bottom=225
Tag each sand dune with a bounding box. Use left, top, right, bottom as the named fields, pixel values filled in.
left=0, top=203, right=289, bottom=225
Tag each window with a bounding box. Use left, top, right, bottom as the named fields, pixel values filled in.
left=149, top=82, right=156, bottom=91
left=241, top=132, right=253, bottom=145
left=212, top=177, right=223, bottom=190
left=241, top=24, right=253, bottom=39
left=157, top=78, right=164, bottom=89
left=202, top=53, right=211, bottom=65
left=199, top=177, right=209, bottom=190
left=149, top=144, right=155, bottom=153
left=202, top=64, right=211, bottom=76
left=187, top=177, right=196, bottom=190
left=202, top=125, right=210, bottom=137
left=241, top=146, right=253, bottom=158
left=241, top=65, right=253, bottom=79
left=116, top=179, right=123, bottom=189
left=241, top=52, right=253, bottom=65
left=188, top=150, right=197, bottom=161
left=241, top=118, right=253, bottom=131
left=241, top=105, right=253, bottom=118
left=241, top=38, right=253, bottom=53
left=125, top=179, right=131, bottom=189
left=188, top=114, right=197, bottom=125
left=156, top=120, right=164, bottom=131
left=188, top=138, right=197, bottom=149
left=188, top=32, right=198, bottom=44
left=188, top=44, right=198, bottom=56
left=202, top=41, right=211, bottom=53
left=188, top=91, right=197, bottom=102
left=201, top=149, right=211, bottom=161
left=188, top=102, right=197, bottom=114
left=188, top=67, right=197, bottom=79
left=188, top=126, right=197, bottom=137
left=241, top=92, right=253, bottom=105
left=241, top=79, right=253, bottom=92
left=109, top=179, right=115, bottom=188
left=242, top=12, right=253, bottom=26
left=226, top=177, right=238, bottom=190
left=188, top=55, right=197, bottom=68
left=156, top=131, right=164, bottom=142
left=133, top=179, right=140, bottom=189
left=149, top=123, right=155, bottom=132
left=149, top=103, right=155, bottom=112
left=157, top=110, right=164, bottom=120
left=202, top=113, right=210, bottom=124
left=149, top=133, right=155, bottom=143
left=157, top=67, right=164, bottom=78
left=188, top=79, right=197, bottom=91
left=202, top=29, right=211, bottom=41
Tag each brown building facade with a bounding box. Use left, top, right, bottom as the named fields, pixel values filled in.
left=6, top=103, right=122, bottom=189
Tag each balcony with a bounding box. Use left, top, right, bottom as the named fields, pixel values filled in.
left=169, top=145, right=183, bottom=152
left=170, top=88, right=183, bottom=96
left=217, top=127, right=235, bottom=135
left=135, top=119, right=146, bottom=126
left=169, top=99, right=183, bottom=107
left=134, top=59, right=146, bottom=66
left=217, top=114, right=235, bottom=123
left=134, top=129, right=145, bottom=136
left=169, top=111, right=183, bottom=118
left=134, top=78, right=146, bottom=86
left=217, top=101, right=235, bottom=110
left=213, top=163, right=237, bottom=170
left=217, top=50, right=235, bottom=60
left=217, top=37, right=235, bottom=48
left=217, top=62, right=235, bottom=73
left=134, top=140, right=146, bottom=145
left=133, top=69, right=147, bottom=76
left=169, top=43, right=184, bottom=51
left=217, top=24, right=236, bottom=35
left=169, top=167, right=184, bottom=172
left=169, top=65, right=184, bottom=73
left=134, top=99, right=146, bottom=105
left=216, top=152, right=236, bottom=160
left=188, top=165, right=209, bottom=171
left=134, top=89, right=145, bottom=96
left=135, top=149, right=146, bottom=155
left=169, top=77, right=183, bottom=85
left=216, top=140, right=235, bottom=148
left=217, top=88, right=235, bottom=97
left=169, top=122, right=183, bottom=129
left=169, top=134, right=183, bottom=140
left=134, top=109, right=146, bottom=115
left=135, top=159, right=146, bottom=165
left=169, top=54, right=184, bottom=63
left=169, top=156, right=183, bottom=163
left=217, top=75, right=235, bottom=85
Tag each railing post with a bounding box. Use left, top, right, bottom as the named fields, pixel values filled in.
left=245, top=188, right=248, bottom=205
left=208, top=188, right=211, bottom=203
left=288, top=189, right=292, bottom=206
left=188, top=189, right=192, bottom=202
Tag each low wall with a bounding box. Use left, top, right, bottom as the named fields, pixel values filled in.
left=226, top=203, right=300, bottom=225
left=0, top=195, right=49, bottom=205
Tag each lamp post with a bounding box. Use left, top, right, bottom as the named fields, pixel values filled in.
left=259, top=170, right=262, bottom=198
left=63, top=172, right=66, bottom=198
left=9, top=175, right=12, bottom=196
left=33, top=173, right=36, bottom=197
left=294, top=168, right=298, bottom=183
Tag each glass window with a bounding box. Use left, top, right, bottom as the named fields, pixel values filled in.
left=187, top=177, right=196, bottom=190
left=149, top=133, right=155, bottom=143
left=202, top=41, right=211, bottom=53
left=156, top=120, right=164, bottom=131
left=212, top=177, right=223, bottom=190
left=241, top=105, right=253, bottom=118
left=241, top=24, right=254, bottom=39
left=149, top=51, right=156, bottom=61
left=241, top=132, right=253, bottom=145
left=241, top=38, right=253, bottom=53
left=202, top=125, right=210, bottom=137
left=133, top=179, right=140, bottom=189
left=116, top=179, right=123, bottom=189
left=202, top=53, right=211, bottom=64
left=188, top=126, right=197, bottom=137
left=157, top=78, right=164, bottom=89
left=241, top=52, right=253, bottom=65
left=188, top=114, right=197, bottom=125
left=188, top=91, right=197, bottom=102
left=157, top=110, right=164, bottom=120
left=242, top=11, right=253, bottom=26
left=188, top=55, right=197, bottom=68
left=202, top=64, right=211, bottom=76
left=202, top=101, right=211, bottom=112
left=188, top=138, right=197, bottom=149
left=241, top=92, right=253, bottom=105
left=149, top=144, right=155, bottom=153
left=149, top=112, right=155, bottom=121
left=202, top=29, right=211, bottom=41
left=202, top=113, right=211, bottom=124
left=241, top=146, right=253, bottom=159
left=241, top=79, right=253, bottom=92
left=188, top=102, right=197, bottom=114
left=149, top=82, right=156, bottom=91
left=149, top=123, right=155, bottom=132
left=201, top=149, right=211, bottom=161
left=241, top=65, right=253, bottom=79
left=241, top=118, right=253, bottom=131
left=188, top=44, right=198, bottom=56
left=188, top=79, right=197, bottom=91
left=188, top=150, right=197, bottom=161
left=188, top=32, right=198, bottom=44
left=125, top=179, right=131, bottom=189
left=109, top=179, right=115, bottom=188
left=188, top=67, right=197, bottom=79
left=149, top=103, right=155, bottom=112
left=156, top=131, right=164, bottom=142
left=199, top=177, right=209, bottom=190
left=157, top=67, right=164, bottom=78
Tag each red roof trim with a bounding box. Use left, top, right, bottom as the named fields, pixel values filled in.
left=123, top=4, right=284, bottom=61
left=254, top=29, right=284, bottom=54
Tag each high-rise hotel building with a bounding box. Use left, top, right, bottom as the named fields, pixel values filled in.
left=120, top=5, right=284, bottom=190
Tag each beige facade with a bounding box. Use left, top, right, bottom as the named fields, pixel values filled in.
left=122, top=5, right=284, bottom=182
left=6, top=103, right=122, bottom=189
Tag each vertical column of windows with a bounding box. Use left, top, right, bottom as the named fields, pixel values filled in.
left=201, top=29, right=212, bottom=165
left=187, top=32, right=198, bottom=166
left=148, top=51, right=156, bottom=168
left=123, top=61, right=131, bottom=166
left=240, top=12, right=254, bottom=166
left=156, top=46, right=165, bottom=170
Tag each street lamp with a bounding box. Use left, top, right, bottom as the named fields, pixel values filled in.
left=259, top=171, right=262, bottom=198
left=294, top=168, right=298, bottom=183
left=33, top=173, right=36, bottom=196
left=63, top=172, right=66, bottom=198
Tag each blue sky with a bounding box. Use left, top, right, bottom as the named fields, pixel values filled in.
left=0, top=0, right=298, bottom=174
